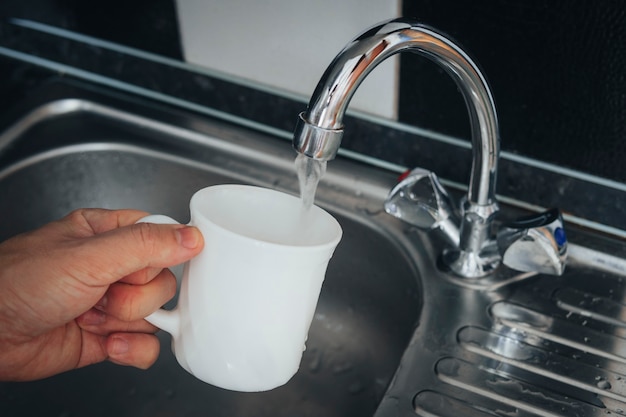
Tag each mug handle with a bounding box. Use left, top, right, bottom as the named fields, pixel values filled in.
left=135, top=214, right=184, bottom=337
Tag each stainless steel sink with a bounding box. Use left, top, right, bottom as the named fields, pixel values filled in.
left=0, top=91, right=422, bottom=417
left=1, top=87, right=626, bottom=417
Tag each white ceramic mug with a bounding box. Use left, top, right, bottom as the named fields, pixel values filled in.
left=139, top=184, right=342, bottom=392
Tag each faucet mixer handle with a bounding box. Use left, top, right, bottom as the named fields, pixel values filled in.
left=384, top=168, right=461, bottom=247
left=497, top=208, right=568, bottom=276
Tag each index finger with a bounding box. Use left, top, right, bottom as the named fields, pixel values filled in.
left=55, top=208, right=203, bottom=287
left=75, top=208, right=152, bottom=234
left=72, top=222, right=203, bottom=287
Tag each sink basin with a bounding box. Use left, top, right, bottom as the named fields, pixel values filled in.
left=2, top=83, right=626, bottom=417
left=0, top=87, right=422, bottom=417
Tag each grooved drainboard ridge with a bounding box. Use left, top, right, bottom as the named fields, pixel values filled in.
left=420, top=355, right=606, bottom=417
left=489, top=301, right=626, bottom=366
left=414, top=389, right=543, bottom=417
left=458, top=325, right=626, bottom=400
left=555, top=287, right=626, bottom=330
left=415, top=281, right=626, bottom=417
left=420, top=350, right=626, bottom=416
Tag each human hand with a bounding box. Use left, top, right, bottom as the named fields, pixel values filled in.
left=0, top=208, right=204, bottom=381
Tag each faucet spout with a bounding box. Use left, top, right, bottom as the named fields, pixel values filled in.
left=293, top=18, right=501, bottom=277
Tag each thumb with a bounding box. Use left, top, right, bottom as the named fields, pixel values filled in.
left=74, top=222, right=204, bottom=286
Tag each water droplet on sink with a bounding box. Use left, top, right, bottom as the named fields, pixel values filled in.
left=332, top=361, right=353, bottom=375
left=490, top=302, right=552, bottom=330
left=356, top=206, right=380, bottom=216
left=348, top=380, right=365, bottom=394
left=308, top=349, right=323, bottom=373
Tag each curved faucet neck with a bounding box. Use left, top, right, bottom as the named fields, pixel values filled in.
left=297, top=19, right=499, bottom=207
left=294, top=18, right=502, bottom=277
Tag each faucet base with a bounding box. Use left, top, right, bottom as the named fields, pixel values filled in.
left=441, top=246, right=501, bottom=278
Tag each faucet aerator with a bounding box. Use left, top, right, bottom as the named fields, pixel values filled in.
left=293, top=112, right=343, bottom=161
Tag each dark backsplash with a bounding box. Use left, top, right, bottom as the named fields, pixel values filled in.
left=0, top=0, right=183, bottom=59
left=2, top=0, right=624, bottom=183
left=400, top=0, right=626, bottom=183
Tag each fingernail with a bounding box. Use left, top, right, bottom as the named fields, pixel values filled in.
left=110, top=336, right=129, bottom=355
left=176, top=226, right=201, bottom=249
left=79, top=309, right=106, bottom=325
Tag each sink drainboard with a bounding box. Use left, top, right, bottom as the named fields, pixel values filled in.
left=413, top=266, right=626, bottom=417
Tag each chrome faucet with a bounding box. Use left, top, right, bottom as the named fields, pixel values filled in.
left=293, top=18, right=567, bottom=278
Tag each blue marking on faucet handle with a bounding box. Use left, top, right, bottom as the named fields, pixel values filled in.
left=554, top=227, right=567, bottom=248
